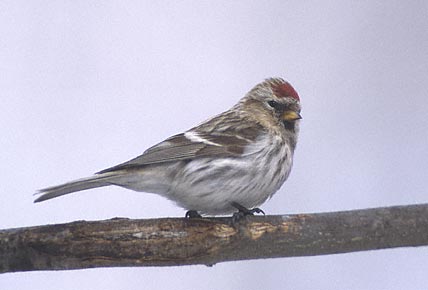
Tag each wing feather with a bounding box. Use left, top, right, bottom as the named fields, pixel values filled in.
left=97, top=131, right=256, bottom=173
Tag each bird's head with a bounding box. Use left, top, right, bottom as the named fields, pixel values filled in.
left=240, top=78, right=302, bottom=131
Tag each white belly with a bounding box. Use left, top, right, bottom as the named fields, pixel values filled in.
left=168, top=135, right=293, bottom=214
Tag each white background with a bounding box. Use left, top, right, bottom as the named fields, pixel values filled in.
left=1, top=1, right=428, bottom=289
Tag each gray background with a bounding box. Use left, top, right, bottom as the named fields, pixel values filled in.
left=1, top=1, right=428, bottom=289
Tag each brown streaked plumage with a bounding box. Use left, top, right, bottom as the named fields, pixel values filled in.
left=35, top=78, right=301, bottom=216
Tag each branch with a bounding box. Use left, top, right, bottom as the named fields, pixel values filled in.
left=1, top=203, right=428, bottom=273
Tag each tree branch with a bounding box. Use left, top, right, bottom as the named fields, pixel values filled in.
left=1, top=203, right=428, bottom=273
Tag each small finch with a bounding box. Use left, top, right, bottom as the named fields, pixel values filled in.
left=35, top=78, right=302, bottom=217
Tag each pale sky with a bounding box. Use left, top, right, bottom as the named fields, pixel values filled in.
left=1, top=1, right=428, bottom=289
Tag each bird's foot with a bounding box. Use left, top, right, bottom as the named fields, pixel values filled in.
left=231, top=202, right=265, bottom=222
left=185, top=210, right=202, bottom=219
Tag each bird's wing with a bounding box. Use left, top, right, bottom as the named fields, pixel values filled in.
left=97, top=130, right=260, bottom=174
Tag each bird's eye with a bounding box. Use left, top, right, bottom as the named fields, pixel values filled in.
left=267, top=100, right=280, bottom=109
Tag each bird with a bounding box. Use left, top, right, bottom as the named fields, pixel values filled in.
left=35, top=78, right=302, bottom=217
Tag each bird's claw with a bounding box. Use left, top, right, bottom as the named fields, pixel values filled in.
left=231, top=202, right=265, bottom=222
left=249, top=207, right=265, bottom=215
left=185, top=210, right=202, bottom=219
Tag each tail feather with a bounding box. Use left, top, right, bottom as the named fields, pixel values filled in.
left=34, top=173, right=119, bottom=202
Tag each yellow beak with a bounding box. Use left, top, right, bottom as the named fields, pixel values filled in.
left=282, top=110, right=302, bottom=122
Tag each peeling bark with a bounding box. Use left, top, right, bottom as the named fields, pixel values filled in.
left=1, top=203, right=428, bottom=273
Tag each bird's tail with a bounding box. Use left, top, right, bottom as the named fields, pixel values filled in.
left=34, top=172, right=120, bottom=202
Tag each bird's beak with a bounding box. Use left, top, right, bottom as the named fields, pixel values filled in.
left=282, top=110, right=302, bottom=122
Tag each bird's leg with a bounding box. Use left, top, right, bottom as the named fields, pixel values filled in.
left=185, top=210, right=202, bottom=218
left=231, top=202, right=265, bottom=221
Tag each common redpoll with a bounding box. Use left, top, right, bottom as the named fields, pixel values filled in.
left=35, top=78, right=302, bottom=216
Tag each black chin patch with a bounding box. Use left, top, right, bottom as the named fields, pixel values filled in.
left=282, top=120, right=295, bottom=131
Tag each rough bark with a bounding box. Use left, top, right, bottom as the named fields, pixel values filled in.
left=1, top=203, right=428, bottom=273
